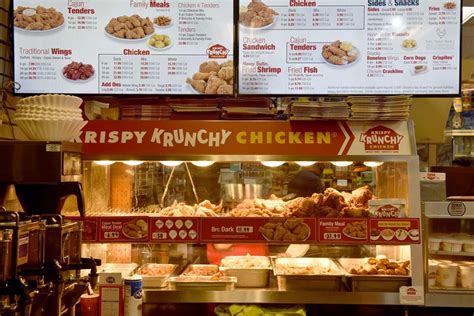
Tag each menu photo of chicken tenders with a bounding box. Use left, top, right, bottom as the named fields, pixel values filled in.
left=99, top=217, right=149, bottom=242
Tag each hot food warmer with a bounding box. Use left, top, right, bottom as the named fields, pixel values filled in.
left=72, top=120, right=423, bottom=309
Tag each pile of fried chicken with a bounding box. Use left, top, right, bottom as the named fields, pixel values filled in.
left=157, top=200, right=222, bottom=217
left=228, top=186, right=373, bottom=218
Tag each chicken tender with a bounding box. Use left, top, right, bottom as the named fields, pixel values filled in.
left=199, top=61, right=220, bottom=73
left=186, top=78, right=206, bottom=93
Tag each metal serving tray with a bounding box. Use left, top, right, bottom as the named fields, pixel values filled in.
left=181, top=264, right=220, bottom=276
left=337, top=258, right=411, bottom=292
left=136, top=263, right=177, bottom=288
left=168, top=276, right=237, bottom=291
left=273, top=258, right=345, bottom=291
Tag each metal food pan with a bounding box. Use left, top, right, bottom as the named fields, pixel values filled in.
left=220, top=267, right=271, bottom=288
left=136, top=263, right=177, bottom=288
left=181, top=264, right=220, bottom=277
left=168, top=276, right=237, bottom=291
left=273, top=258, right=345, bottom=291
left=337, top=258, right=411, bottom=292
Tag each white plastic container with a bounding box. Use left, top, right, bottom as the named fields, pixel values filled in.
left=428, top=261, right=438, bottom=287
left=441, top=238, right=463, bottom=252
left=463, top=239, right=474, bottom=253
left=436, top=263, right=458, bottom=287
left=124, top=275, right=142, bottom=316
left=460, top=265, right=474, bottom=289
left=429, top=238, right=442, bottom=251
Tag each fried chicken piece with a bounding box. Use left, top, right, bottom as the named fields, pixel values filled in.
left=199, top=61, right=220, bottom=73
left=193, top=71, right=217, bottom=81
left=322, top=188, right=348, bottom=211
left=342, top=206, right=369, bottom=218
left=221, top=60, right=234, bottom=68
left=282, top=231, right=298, bottom=241
left=217, top=84, right=233, bottom=95
left=259, top=226, right=275, bottom=240
left=218, top=67, right=233, bottom=81
left=350, top=186, right=373, bottom=208
left=292, top=223, right=310, bottom=240
left=284, top=218, right=303, bottom=230
left=274, top=225, right=288, bottom=240
left=205, top=75, right=226, bottom=94
left=186, top=78, right=206, bottom=93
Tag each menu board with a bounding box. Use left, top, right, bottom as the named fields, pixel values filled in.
left=13, top=0, right=234, bottom=94
left=238, top=0, right=461, bottom=95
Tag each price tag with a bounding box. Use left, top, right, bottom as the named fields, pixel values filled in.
left=323, top=233, right=341, bottom=240
left=236, top=226, right=253, bottom=233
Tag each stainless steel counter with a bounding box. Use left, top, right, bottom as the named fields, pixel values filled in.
left=143, top=289, right=402, bottom=305
left=425, top=292, right=474, bottom=308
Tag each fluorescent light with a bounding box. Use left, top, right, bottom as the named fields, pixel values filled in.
left=261, top=161, right=285, bottom=167
left=296, top=161, right=316, bottom=167
left=330, top=161, right=353, bottom=167
left=364, top=161, right=384, bottom=168
left=122, top=161, right=144, bottom=166
left=191, top=161, right=215, bottom=167
left=93, top=160, right=115, bottom=166
left=160, top=161, right=183, bottom=167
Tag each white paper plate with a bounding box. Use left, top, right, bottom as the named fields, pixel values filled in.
left=16, top=119, right=87, bottom=141
left=239, top=15, right=278, bottom=31
left=186, top=83, right=203, bottom=95
left=104, top=28, right=152, bottom=42
left=401, top=45, right=418, bottom=51
left=17, top=94, right=83, bottom=109
left=147, top=40, right=173, bottom=51
left=14, top=20, right=65, bottom=34
left=322, top=46, right=360, bottom=67
left=61, top=69, right=96, bottom=83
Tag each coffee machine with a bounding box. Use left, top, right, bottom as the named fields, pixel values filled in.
left=0, top=141, right=99, bottom=316
left=0, top=141, right=85, bottom=217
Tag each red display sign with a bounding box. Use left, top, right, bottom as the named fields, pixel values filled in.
left=98, top=217, right=149, bottom=242
left=201, top=217, right=317, bottom=243
left=369, top=219, right=420, bottom=244
left=149, top=217, right=199, bottom=243
left=318, top=218, right=368, bottom=243
left=77, top=120, right=355, bottom=158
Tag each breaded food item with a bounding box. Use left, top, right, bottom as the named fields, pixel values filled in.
left=106, top=15, right=154, bottom=39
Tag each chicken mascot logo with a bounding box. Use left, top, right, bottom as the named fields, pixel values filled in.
left=207, top=44, right=230, bottom=59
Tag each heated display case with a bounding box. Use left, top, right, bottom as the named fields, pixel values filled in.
left=66, top=119, right=424, bottom=309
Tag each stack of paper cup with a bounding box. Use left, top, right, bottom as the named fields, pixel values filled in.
left=436, top=263, right=458, bottom=287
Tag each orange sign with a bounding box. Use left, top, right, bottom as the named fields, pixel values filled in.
left=77, top=120, right=354, bottom=158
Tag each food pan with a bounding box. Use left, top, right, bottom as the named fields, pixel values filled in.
left=168, top=276, right=237, bottom=291
left=181, top=264, right=220, bottom=276
left=273, top=258, right=344, bottom=291
left=220, top=256, right=272, bottom=288
left=136, top=263, right=177, bottom=288
left=337, top=258, right=411, bottom=292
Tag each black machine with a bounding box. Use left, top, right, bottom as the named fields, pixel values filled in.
left=0, top=142, right=99, bottom=316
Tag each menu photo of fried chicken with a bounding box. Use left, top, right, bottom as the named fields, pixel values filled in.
left=239, top=0, right=279, bottom=29
left=186, top=60, right=234, bottom=95
left=259, top=218, right=311, bottom=242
